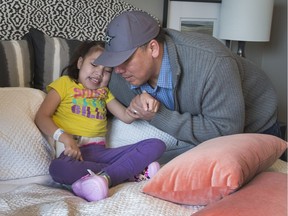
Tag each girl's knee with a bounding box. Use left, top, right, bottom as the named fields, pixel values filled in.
left=145, top=138, right=166, bottom=153
left=155, top=139, right=166, bottom=152
left=49, top=156, right=71, bottom=175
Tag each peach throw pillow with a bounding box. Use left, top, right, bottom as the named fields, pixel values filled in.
left=193, top=172, right=287, bottom=216
left=142, top=134, right=287, bottom=205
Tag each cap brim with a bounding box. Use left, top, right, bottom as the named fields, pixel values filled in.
left=93, top=48, right=137, bottom=67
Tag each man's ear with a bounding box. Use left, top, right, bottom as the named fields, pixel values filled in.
left=149, top=39, right=160, bottom=58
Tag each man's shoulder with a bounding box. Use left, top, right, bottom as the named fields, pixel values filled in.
left=164, top=28, right=218, bottom=42
left=164, top=28, right=228, bottom=54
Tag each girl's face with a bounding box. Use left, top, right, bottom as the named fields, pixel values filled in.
left=77, top=49, right=112, bottom=90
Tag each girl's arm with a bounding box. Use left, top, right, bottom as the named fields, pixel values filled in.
left=107, top=93, right=160, bottom=124
left=35, top=89, right=82, bottom=161
left=107, top=98, right=135, bottom=124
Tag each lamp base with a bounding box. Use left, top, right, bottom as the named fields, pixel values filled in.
left=237, top=41, right=246, bottom=57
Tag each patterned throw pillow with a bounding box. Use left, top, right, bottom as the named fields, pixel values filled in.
left=24, top=28, right=82, bottom=91
left=0, top=40, right=33, bottom=87
left=0, top=0, right=137, bottom=40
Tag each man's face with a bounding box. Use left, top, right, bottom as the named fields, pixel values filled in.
left=113, top=45, right=155, bottom=87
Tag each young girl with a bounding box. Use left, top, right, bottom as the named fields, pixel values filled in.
left=35, top=41, right=166, bottom=202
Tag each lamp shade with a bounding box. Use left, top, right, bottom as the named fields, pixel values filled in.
left=218, top=0, right=274, bottom=42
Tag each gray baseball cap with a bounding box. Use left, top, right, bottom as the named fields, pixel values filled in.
left=93, top=10, right=160, bottom=67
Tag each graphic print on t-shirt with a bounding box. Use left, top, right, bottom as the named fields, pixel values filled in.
left=71, top=87, right=108, bottom=120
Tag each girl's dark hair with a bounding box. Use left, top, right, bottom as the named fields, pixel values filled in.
left=61, top=41, right=105, bottom=80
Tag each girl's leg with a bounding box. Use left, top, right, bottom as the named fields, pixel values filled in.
left=49, top=145, right=109, bottom=185
left=70, top=139, right=165, bottom=202
left=71, top=139, right=165, bottom=202
left=50, top=138, right=166, bottom=186
left=100, top=138, right=166, bottom=186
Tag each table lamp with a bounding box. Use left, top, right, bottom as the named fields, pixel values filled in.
left=218, top=0, right=274, bottom=57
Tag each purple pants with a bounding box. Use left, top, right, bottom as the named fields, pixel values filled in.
left=49, top=138, right=166, bottom=186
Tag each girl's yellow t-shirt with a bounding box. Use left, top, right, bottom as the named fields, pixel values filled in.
left=47, top=76, right=115, bottom=137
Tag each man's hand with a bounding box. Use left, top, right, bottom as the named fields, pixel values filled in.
left=128, top=91, right=160, bottom=120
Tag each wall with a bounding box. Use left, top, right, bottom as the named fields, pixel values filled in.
left=125, top=0, right=287, bottom=138
left=123, top=0, right=164, bottom=23
left=246, top=0, right=287, bottom=138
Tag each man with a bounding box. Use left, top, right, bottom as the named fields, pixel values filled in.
left=94, top=10, right=280, bottom=147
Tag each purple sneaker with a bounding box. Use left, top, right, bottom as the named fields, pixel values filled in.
left=133, top=161, right=160, bottom=182
left=72, top=170, right=108, bottom=202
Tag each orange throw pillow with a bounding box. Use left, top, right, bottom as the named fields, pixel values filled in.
left=142, top=134, right=287, bottom=205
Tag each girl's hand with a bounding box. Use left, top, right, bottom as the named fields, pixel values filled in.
left=61, top=134, right=83, bottom=161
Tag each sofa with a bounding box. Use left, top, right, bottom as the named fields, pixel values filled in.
left=0, top=0, right=287, bottom=215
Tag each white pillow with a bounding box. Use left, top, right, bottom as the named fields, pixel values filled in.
left=0, top=87, right=54, bottom=180
left=106, top=117, right=177, bottom=148
left=106, top=117, right=192, bottom=163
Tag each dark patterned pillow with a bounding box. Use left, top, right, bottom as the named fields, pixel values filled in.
left=0, top=0, right=137, bottom=40
left=24, top=28, right=82, bottom=91
left=0, top=40, right=33, bottom=87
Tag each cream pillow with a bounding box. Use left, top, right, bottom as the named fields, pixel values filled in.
left=0, top=87, right=54, bottom=180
